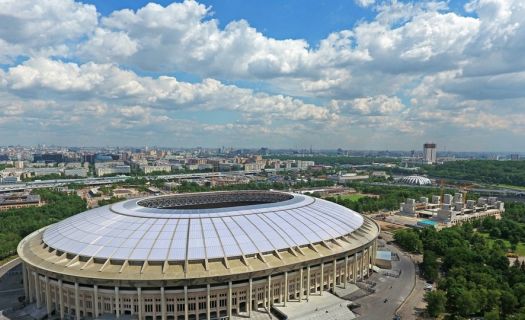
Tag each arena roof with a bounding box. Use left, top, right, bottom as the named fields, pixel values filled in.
left=42, top=191, right=365, bottom=263
left=397, top=175, right=432, bottom=185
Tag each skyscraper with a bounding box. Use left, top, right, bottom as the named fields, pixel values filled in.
left=423, top=142, right=437, bottom=164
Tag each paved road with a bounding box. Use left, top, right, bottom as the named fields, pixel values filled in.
left=0, top=263, right=23, bottom=312
left=397, top=274, right=426, bottom=319
left=353, top=245, right=416, bottom=320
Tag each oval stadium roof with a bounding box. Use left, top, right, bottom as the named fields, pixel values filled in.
left=42, top=191, right=364, bottom=262
left=398, top=175, right=432, bottom=185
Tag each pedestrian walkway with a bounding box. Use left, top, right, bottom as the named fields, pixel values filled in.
left=333, top=283, right=360, bottom=298
left=231, top=309, right=272, bottom=320
left=274, top=292, right=356, bottom=320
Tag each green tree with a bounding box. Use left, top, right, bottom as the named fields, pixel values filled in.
left=394, top=229, right=423, bottom=253
left=501, top=290, right=518, bottom=315
left=425, top=290, right=447, bottom=317
left=485, top=308, right=500, bottom=320
left=421, top=250, right=439, bottom=282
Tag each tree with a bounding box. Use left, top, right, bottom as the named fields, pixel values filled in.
left=425, top=290, right=446, bottom=317
left=394, top=229, right=423, bottom=253
left=421, top=250, right=439, bottom=282
left=456, top=290, right=480, bottom=317
left=485, top=308, right=500, bottom=320
left=501, top=290, right=518, bottom=316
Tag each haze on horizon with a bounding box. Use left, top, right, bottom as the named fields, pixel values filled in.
left=0, top=0, right=524, bottom=152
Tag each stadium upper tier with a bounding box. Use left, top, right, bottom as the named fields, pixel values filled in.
left=42, top=191, right=364, bottom=263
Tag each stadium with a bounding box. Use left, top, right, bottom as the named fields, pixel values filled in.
left=18, top=191, right=379, bottom=320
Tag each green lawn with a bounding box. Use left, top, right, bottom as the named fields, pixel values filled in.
left=478, top=232, right=525, bottom=256
left=337, top=193, right=367, bottom=202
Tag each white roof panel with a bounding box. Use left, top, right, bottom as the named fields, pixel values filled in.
left=42, top=192, right=365, bottom=262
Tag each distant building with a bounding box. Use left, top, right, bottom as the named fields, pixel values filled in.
left=96, top=165, right=130, bottom=177
left=0, top=193, right=42, bottom=211
left=244, top=162, right=265, bottom=172
left=0, top=176, right=19, bottom=184
left=141, top=165, right=172, bottom=174
left=397, top=175, right=432, bottom=185
left=296, top=160, right=315, bottom=170
left=64, top=168, right=88, bottom=177
left=511, top=154, right=520, bottom=161
left=423, top=142, right=437, bottom=164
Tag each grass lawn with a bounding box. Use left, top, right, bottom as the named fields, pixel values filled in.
left=478, top=232, right=525, bottom=256
left=337, top=193, right=367, bottom=202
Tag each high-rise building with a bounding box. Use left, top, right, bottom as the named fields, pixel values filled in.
left=423, top=142, right=437, bottom=164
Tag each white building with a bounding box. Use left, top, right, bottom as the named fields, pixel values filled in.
left=141, top=165, right=172, bottom=174
left=96, top=165, right=131, bottom=176
left=64, top=168, right=88, bottom=177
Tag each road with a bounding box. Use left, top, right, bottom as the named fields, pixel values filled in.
left=353, top=244, right=416, bottom=320
left=397, top=274, right=426, bottom=319
left=0, top=170, right=258, bottom=193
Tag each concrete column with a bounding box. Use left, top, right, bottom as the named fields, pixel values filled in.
left=130, top=293, right=134, bottom=316
left=74, top=282, right=80, bottom=320
left=299, top=268, right=303, bottom=301
left=34, top=273, right=41, bottom=308
left=320, top=263, right=324, bottom=296
left=215, top=290, right=220, bottom=317
left=353, top=254, right=357, bottom=283
left=361, top=250, right=365, bottom=280
left=27, top=268, right=34, bottom=303
left=333, top=259, right=337, bottom=290
left=367, top=247, right=371, bottom=277
left=344, top=256, right=349, bottom=289
left=45, top=276, right=52, bottom=315
left=314, top=270, right=318, bottom=294
left=137, top=287, right=143, bottom=320
left=267, top=275, right=272, bottom=308
left=22, top=264, right=29, bottom=300
left=283, top=272, right=288, bottom=307
left=227, top=281, right=232, bottom=319
left=248, top=278, right=252, bottom=316
left=58, top=280, right=64, bottom=320
left=184, top=286, right=188, bottom=320
left=206, top=284, right=211, bottom=320
left=161, top=287, right=166, bottom=320
left=306, top=266, right=311, bottom=301
left=115, top=287, right=120, bottom=318
left=263, top=284, right=267, bottom=309
left=93, top=285, right=99, bottom=318
left=373, top=241, right=377, bottom=266
left=279, top=280, right=283, bottom=303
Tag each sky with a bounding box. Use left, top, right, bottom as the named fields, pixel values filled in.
left=0, top=0, right=524, bottom=151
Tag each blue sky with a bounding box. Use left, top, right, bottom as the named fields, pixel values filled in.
left=84, top=0, right=373, bottom=44
left=0, top=0, right=524, bottom=151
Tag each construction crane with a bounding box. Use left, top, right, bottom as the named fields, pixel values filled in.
left=460, top=183, right=472, bottom=204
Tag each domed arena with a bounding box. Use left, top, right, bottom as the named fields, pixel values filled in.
left=397, top=175, right=432, bottom=186
left=18, top=191, right=379, bottom=320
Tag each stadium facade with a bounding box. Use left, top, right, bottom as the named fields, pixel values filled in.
left=18, top=191, right=379, bottom=320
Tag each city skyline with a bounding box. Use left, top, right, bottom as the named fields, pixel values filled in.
left=1, top=0, right=524, bottom=151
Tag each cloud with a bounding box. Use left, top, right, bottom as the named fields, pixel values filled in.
left=355, top=0, right=376, bottom=8
left=2, top=58, right=335, bottom=123
left=330, top=95, right=406, bottom=115
left=0, top=0, right=97, bottom=63
left=1, top=0, right=525, bottom=149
